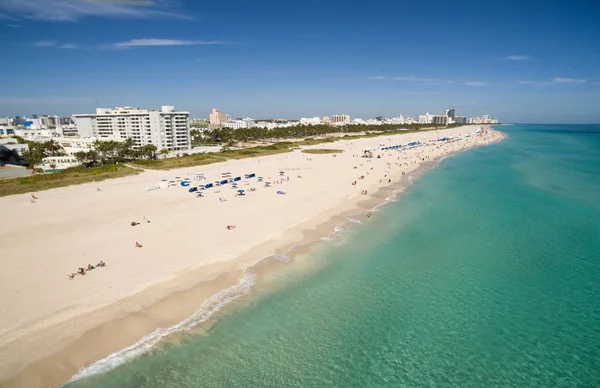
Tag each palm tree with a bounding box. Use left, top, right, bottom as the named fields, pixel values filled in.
left=160, top=148, right=170, bottom=159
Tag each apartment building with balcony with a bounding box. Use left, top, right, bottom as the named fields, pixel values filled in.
left=72, top=105, right=190, bottom=151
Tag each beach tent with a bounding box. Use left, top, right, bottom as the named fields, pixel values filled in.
left=220, top=179, right=228, bottom=185
left=234, top=177, right=241, bottom=181
left=181, top=181, right=190, bottom=187
left=249, top=173, right=256, bottom=178
left=188, top=187, right=198, bottom=193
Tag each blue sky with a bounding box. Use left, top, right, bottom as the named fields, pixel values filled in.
left=1, top=0, right=599, bottom=123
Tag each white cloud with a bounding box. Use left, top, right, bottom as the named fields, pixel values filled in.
left=553, top=77, right=586, bottom=84
left=503, top=55, right=529, bottom=61
left=393, top=76, right=438, bottom=82
left=519, top=77, right=587, bottom=86
left=464, top=81, right=487, bottom=86
left=112, top=38, right=221, bottom=48
left=58, top=43, right=79, bottom=49
left=0, top=0, right=190, bottom=21
left=368, top=76, right=386, bottom=80
left=32, top=41, right=57, bottom=47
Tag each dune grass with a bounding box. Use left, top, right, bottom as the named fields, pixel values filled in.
left=218, top=144, right=293, bottom=159
left=301, top=149, right=344, bottom=154
left=0, top=164, right=141, bottom=197
left=131, top=154, right=225, bottom=170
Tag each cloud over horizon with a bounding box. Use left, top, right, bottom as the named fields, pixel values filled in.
left=503, top=55, right=529, bottom=61
left=111, top=38, right=222, bottom=48
left=0, top=0, right=190, bottom=21
left=32, top=41, right=57, bottom=47
left=519, top=77, right=587, bottom=86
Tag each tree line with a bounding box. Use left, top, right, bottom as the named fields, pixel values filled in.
left=15, top=137, right=170, bottom=169
left=194, top=123, right=461, bottom=145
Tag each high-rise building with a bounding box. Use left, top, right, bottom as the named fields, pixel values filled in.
left=418, top=112, right=433, bottom=124
left=431, top=115, right=448, bottom=125
left=210, top=108, right=228, bottom=125
left=222, top=119, right=255, bottom=129
left=72, top=105, right=190, bottom=151
left=332, top=114, right=350, bottom=123
left=447, top=108, right=455, bottom=119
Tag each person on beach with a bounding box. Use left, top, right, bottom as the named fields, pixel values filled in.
left=135, top=242, right=143, bottom=248
left=86, top=264, right=94, bottom=271
left=78, top=267, right=86, bottom=276
left=68, top=273, right=76, bottom=280
left=226, top=225, right=236, bottom=230
left=97, top=261, right=106, bottom=267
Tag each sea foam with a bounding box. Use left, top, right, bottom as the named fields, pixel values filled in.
left=69, top=269, right=257, bottom=382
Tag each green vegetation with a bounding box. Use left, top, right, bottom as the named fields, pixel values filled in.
left=195, top=123, right=461, bottom=145
left=218, top=143, right=293, bottom=159
left=74, top=138, right=158, bottom=166
left=130, top=154, right=225, bottom=170
left=302, top=149, right=343, bottom=154
left=0, top=164, right=140, bottom=197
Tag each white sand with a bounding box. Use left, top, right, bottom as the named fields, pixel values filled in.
left=0, top=125, right=503, bottom=383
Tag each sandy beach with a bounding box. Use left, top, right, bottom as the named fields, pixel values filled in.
left=0, top=125, right=504, bottom=387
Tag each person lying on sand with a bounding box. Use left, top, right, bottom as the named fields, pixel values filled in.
left=86, top=264, right=95, bottom=271
left=31, top=193, right=38, bottom=200
left=68, top=273, right=77, bottom=280
left=78, top=268, right=86, bottom=276
left=135, top=242, right=143, bottom=248
left=97, top=261, right=106, bottom=267
left=226, top=225, right=236, bottom=230
left=131, top=221, right=140, bottom=226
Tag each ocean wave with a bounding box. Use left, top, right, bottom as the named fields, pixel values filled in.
left=69, top=269, right=258, bottom=383
left=333, top=225, right=345, bottom=234
left=346, top=217, right=363, bottom=224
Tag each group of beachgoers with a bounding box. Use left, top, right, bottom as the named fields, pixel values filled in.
left=68, top=261, right=106, bottom=280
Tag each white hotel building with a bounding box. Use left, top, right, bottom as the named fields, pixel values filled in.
left=72, top=106, right=191, bottom=151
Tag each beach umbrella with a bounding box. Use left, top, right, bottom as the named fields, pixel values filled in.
left=238, top=189, right=245, bottom=193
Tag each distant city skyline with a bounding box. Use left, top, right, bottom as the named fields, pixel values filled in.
left=1, top=0, right=599, bottom=123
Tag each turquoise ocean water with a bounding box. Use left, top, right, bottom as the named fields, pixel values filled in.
left=68, top=124, right=600, bottom=388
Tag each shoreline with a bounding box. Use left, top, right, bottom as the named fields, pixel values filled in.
left=0, top=126, right=505, bottom=388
